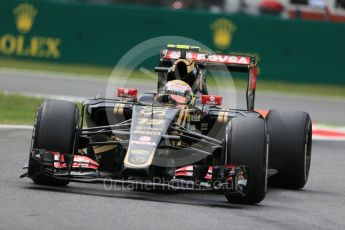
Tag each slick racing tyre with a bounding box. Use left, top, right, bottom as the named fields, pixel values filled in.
left=28, top=99, right=80, bottom=186
left=266, top=110, right=312, bottom=189
left=223, top=117, right=268, bottom=204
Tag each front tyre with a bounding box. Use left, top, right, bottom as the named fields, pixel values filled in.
left=28, top=99, right=80, bottom=186
left=223, top=117, right=268, bottom=204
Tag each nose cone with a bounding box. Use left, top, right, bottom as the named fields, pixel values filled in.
left=123, top=105, right=180, bottom=175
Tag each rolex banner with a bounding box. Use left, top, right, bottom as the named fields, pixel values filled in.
left=0, top=2, right=61, bottom=59
left=0, top=0, right=344, bottom=85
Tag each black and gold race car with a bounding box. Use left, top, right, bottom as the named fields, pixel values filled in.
left=21, top=45, right=312, bottom=204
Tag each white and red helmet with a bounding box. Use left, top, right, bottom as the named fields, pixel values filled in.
left=162, top=80, right=193, bottom=104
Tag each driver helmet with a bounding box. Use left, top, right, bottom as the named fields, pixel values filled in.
left=162, top=80, right=193, bottom=105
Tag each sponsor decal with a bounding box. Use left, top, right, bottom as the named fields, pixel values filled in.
left=190, top=113, right=201, bottom=122
left=201, top=123, right=208, bottom=131
left=0, top=3, right=61, bottom=59
left=130, top=149, right=150, bottom=155
left=140, top=106, right=167, bottom=117
left=201, top=95, right=223, bottom=106
left=129, top=156, right=147, bottom=164
left=207, top=54, right=250, bottom=65
left=138, top=118, right=164, bottom=126
left=134, top=130, right=161, bottom=135
left=164, top=50, right=250, bottom=65
left=139, top=136, right=152, bottom=142
left=131, top=140, right=156, bottom=146
left=135, top=125, right=163, bottom=131
left=117, top=88, right=138, bottom=99
left=210, top=18, right=237, bottom=50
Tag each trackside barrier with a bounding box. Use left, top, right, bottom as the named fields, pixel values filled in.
left=0, top=0, right=344, bottom=84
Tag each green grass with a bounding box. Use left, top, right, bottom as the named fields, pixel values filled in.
left=0, top=92, right=83, bottom=125
left=0, top=92, right=44, bottom=124
left=1, top=58, right=345, bottom=98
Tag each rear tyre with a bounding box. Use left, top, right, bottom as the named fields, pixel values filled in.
left=224, top=117, right=268, bottom=204
left=28, top=99, right=80, bottom=187
left=266, top=110, right=312, bottom=189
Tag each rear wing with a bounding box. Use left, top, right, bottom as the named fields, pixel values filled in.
left=160, top=49, right=258, bottom=111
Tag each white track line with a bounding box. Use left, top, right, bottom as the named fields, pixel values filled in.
left=313, top=136, right=345, bottom=141
left=0, top=124, right=33, bottom=130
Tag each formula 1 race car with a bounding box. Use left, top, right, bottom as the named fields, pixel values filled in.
left=21, top=44, right=312, bottom=204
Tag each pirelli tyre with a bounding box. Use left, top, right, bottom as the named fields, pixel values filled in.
left=28, top=99, right=79, bottom=186
left=266, top=110, right=312, bottom=189
left=223, top=117, right=268, bottom=204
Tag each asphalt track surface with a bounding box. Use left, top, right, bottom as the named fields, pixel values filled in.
left=1, top=69, right=345, bottom=229
left=0, top=128, right=345, bottom=230
left=1, top=69, right=345, bottom=125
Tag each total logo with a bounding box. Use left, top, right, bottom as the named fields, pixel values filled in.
left=139, top=136, right=152, bottom=142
